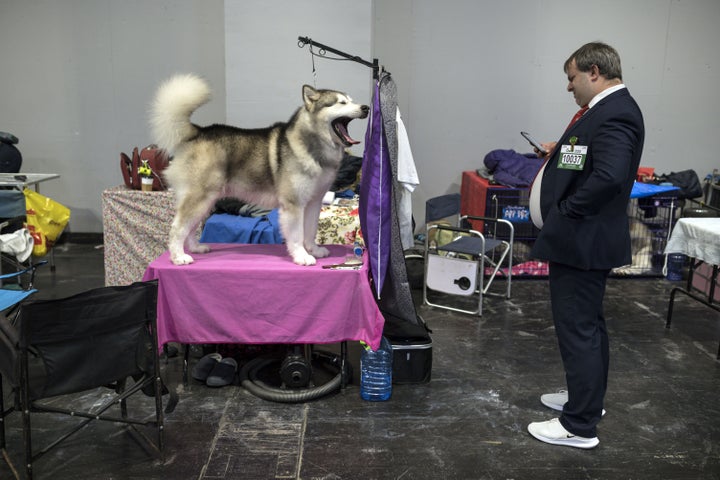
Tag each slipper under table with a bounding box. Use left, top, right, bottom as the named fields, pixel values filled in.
left=192, top=353, right=222, bottom=382
left=206, top=357, right=238, bottom=387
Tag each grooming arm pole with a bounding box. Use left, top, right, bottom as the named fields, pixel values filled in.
left=298, top=36, right=380, bottom=79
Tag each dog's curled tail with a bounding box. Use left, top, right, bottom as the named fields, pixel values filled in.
left=150, top=73, right=211, bottom=154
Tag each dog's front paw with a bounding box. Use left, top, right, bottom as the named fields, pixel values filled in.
left=171, top=253, right=195, bottom=265
left=292, top=252, right=317, bottom=266
left=307, top=245, right=330, bottom=258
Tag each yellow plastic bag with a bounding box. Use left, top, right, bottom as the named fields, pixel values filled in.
left=23, top=188, right=71, bottom=257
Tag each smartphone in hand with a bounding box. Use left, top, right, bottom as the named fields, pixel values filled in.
left=521, top=131, right=548, bottom=155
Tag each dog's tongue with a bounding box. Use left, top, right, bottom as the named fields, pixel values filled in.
left=341, top=128, right=360, bottom=145
left=334, top=119, right=360, bottom=145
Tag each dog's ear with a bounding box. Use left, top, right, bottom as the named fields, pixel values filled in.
left=302, top=85, right=320, bottom=110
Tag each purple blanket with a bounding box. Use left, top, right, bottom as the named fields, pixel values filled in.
left=484, top=149, right=543, bottom=187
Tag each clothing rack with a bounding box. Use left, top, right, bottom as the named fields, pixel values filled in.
left=299, top=35, right=430, bottom=383
left=297, top=36, right=382, bottom=79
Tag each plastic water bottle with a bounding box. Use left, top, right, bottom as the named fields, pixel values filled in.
left=360, top=336, right=393, bottom=401
left=666, top=253, right=685, bottom=281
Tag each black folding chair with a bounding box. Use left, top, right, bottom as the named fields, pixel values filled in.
left=0, top=280, right=165, bottom=479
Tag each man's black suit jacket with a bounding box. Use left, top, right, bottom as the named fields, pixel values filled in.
left=530, top=88, right=645, bottom=270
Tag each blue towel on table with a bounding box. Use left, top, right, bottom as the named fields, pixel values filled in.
left=200, top=210, right=284, bottom=244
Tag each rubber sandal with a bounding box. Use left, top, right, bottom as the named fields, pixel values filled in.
left=191, top=353, right=222, bottom=382
left=206, top=357, right=238, bottom=387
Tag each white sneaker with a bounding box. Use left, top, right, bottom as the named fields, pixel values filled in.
left=540, top=390, right=568, bottom=411
left=527, top=418, right=599, bottom=449
left=541, top=390, right=606, bottom=416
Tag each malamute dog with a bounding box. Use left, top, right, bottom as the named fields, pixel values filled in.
left=150, top=74, right=369, bottom=266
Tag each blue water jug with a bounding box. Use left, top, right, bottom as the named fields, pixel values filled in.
left=360, top=336, right=393, bottom=401
left=666, top=253, right=686, bottom=281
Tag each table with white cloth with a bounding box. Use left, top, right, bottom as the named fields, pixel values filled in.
left=142, top=243, right=384, bottom=382
left=664, top=217, right=720, bottom=358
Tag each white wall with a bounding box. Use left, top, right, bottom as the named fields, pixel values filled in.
left=224, top=0, right=373, bottom=154
left=1, top=0, right=718, bottom=234
left=373, top=0, right=720, bottom=224
left=0, top=0, right=225, bottom=233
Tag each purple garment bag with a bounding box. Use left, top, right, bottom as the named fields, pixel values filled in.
left=359, top=81, right=392, bottom=298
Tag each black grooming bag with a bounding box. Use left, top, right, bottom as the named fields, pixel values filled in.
left=388, top=336, right=432, bottom=384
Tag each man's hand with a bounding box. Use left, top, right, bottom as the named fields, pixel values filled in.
left=538, top=141, right=556, bottom=159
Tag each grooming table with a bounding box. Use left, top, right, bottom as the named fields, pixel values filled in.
left=664, top=217, right=720, bottom=358
left=142, top=243, right=384, bottom=382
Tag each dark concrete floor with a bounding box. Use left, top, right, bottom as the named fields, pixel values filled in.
left=1, top=243, right=719, bottom=479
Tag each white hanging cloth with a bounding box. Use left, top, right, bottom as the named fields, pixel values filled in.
left=396, top=107, right=419, bottom=250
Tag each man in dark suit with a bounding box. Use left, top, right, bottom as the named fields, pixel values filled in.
left=527, top=42, right=645, bottom=449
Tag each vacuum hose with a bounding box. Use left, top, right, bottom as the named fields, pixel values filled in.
left=239, top=351, right=344, bottom=403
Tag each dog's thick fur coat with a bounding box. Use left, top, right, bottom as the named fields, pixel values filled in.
left=150, top=74, right=368, bottom=265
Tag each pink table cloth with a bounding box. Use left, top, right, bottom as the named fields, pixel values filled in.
left=143, top=244, right=384, bottom=350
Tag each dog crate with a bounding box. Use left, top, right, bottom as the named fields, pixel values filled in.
left=460, top=172, right=545, bottom=277
left=614, top=195, right=680, bottom=277
left=481, top=187, right=546, bottom=277
left=484, top=192, right=680, bottom=278
left=460, top=171, right=682, bottom=278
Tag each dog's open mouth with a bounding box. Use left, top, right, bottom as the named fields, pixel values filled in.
left=332, top=117, right=361, bottom=146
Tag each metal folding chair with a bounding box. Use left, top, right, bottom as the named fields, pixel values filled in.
left=423, top=214, right=513, bottom=316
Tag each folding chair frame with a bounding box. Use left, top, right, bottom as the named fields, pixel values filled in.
left=423, top=215, right=513, bottom=316
left=0, top=281, right=164, bottom=480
